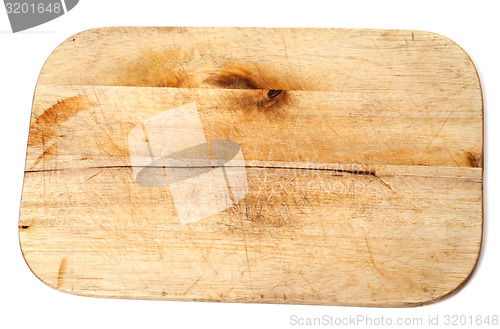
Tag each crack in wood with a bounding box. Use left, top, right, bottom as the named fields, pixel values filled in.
left=25, top=165, right=377, bottom=176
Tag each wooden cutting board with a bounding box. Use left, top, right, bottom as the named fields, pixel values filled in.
left=19, top=27, right=483, bottom=307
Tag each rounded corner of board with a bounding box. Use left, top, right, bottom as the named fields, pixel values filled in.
left=19, top=239, right=61, bottom=295
left=417, top=30, right=481, bottom=79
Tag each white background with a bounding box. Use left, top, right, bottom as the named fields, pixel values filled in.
left=1, top=1, right=498, bottom=328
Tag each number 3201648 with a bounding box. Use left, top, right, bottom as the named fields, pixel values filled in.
left=444, top=315, right=498, bottom=326
left=5, top=2, right=62, bottom=14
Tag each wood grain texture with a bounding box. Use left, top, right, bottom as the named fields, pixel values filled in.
left=19, top=27, right=483, bottom=307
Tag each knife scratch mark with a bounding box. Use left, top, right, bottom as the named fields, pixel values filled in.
left=369, top=36, right=429, bottom=123
left=364, top=235, right=384, bottom=278
left=239, top=215, right=253, bottom=291
left=183, top=278, right=201, bottom=295
left=84, top=170, right=104, bottom=182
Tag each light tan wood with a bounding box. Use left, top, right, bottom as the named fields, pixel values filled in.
left=19, top=27, right=483, bottom=307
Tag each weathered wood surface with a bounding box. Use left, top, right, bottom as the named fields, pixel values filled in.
left=19, top=27, right=483, bottom=306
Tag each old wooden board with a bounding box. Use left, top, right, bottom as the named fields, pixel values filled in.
left=19, top=27, right=483, bottom=307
